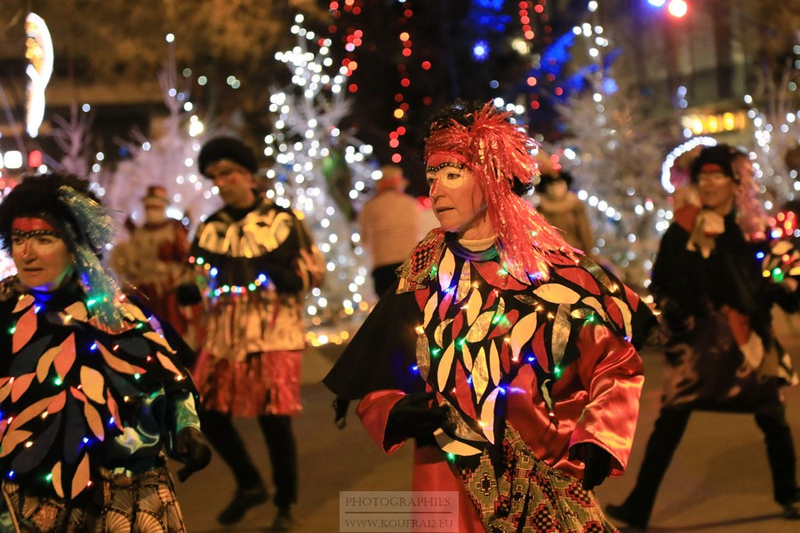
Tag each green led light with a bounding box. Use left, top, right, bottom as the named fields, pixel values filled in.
left=45, top=473, right=52, bottom=482
left=447, top=453, right=455, bottom=461
left=431, top=347, right=441, bottom=357
left=196, top=257, right=205, bottom=265
left=134, top=373, right=141, bottom=380
left=54, top=377, right=62, bottom=386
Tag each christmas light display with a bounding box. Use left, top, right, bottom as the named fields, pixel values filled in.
left=548, top=12, right=670, bottom=292
left=744, top=93, right=800, bottom=206
left=24, top=13, right=53, bottom=139
left=264, top=14, right=377, bottom=338
left=104, top=36, right=217, bottom=231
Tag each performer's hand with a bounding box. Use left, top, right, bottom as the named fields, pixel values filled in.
left=569, top=443, right=612, bottom=491
left=175, top=428, right=212, bottom=482
left=386, top=391, right=449, bottom=443
left=176, top=283, right=203, bottom=306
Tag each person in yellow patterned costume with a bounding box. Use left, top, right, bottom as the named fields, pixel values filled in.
left=179, top=137, right=323, bottom=530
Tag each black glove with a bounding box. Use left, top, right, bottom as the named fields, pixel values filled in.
left=175, top=427, right=212, bottom=482
left=176, top=283, right=203, bottom=306
left=386, top=391, right=449, bottom=445
left=569, top=443, right=612, bottom=491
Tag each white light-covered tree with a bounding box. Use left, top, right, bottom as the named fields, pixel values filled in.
left=746, top=77, right=800, bottom=209
left=264, top=14, right=377, bottom=337
left=549, top=22, right=672, bottom=292
left=103, top=39, right=217, bottom=230
left=51, top=102, right=94, bottom=178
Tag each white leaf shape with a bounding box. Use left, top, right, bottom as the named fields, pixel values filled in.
left=509, top=312, right=538, bottom=360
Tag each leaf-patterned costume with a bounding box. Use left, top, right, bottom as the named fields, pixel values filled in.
left=0, top=276, right=199, bottom=532
left=325, top=230, right=656, bottom=532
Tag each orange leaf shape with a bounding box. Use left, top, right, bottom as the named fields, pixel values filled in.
left=48, top=391, right=67, bottom=414
left=64, top=302, right=88, bottom=322
left=12, top=306, right=37, bottom=353
left=12, top=295, right=34, bottom=314
left=98, top=344, right=145, bottom=375
left=106, top=390, right=122, bottom=431
left=0, top=381, right=11, bottom=403
left=0, top=430, right=32, bottom=458
left=51, top=461, right=64, bottom=498
left=143, top=331, right=173, bottom=352
left=71, top=453, right=91, bottom=498
left=54, top=335, right=77, bottom=379
left=70, top=386, right=87, bottom=403
left=36, top=345, right=62, bottom=383
left=83, top=402, right=104, bottom=442
left=9, top=395, right=53, bottom=432
left=10, top=373, right=36, bottom=403
left=79, top=367, right=106, bottom=404
left=156, top=352, right=182, bottom=378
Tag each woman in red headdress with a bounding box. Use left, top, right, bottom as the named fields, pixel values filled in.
left=325, top=101, right=656, bottom=532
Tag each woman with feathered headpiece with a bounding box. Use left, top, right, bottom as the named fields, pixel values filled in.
left=325, top=101, right=656, bottom=532
left=0, top=173, right=210, bottom=531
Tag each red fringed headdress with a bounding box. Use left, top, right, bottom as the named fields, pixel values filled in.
left=424, top=102, right=577, bottom=282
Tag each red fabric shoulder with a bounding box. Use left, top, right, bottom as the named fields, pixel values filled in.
left=674, top=205, right=700, bottom=232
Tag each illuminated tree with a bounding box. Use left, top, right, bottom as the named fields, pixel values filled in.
left=264, top=15, right=377, bottom=335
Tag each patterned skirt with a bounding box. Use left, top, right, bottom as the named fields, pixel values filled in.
left=457, top=424, right=617, bottom=533
left=193, top=350, right=302, bottom=417
left=0, top=467, right=184, bottom=533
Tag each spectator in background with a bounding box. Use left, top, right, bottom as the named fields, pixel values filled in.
left=359, top=164, right=421, bottom=297
left=111, top=185, right=200, bottom=349
left=536, top=171, right=596, bottom=255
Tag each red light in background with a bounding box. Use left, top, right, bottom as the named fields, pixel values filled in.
left=28, top=150, right=42, bottom=168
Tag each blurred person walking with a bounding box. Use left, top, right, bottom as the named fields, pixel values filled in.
left=359, top=165, right=421, bottom=297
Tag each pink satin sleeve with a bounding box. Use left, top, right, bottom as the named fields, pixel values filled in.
left=357, top=390, right=406, bottom=453
left=507, top=324, right=643, bottom=479
left=571, top=324, right=645, bottom=476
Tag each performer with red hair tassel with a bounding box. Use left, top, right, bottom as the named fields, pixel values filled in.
left=325, top=101, right=656, bottom=532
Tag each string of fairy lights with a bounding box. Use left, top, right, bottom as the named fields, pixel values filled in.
left=264, top=15, right=377, bottom=345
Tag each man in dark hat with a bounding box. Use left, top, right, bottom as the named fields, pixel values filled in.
left=180, top=136, right=324, bottom=530
left=607, top=144, right=800, bottom=528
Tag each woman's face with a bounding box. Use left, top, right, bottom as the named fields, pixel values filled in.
left=11, top=218, right=74, bottom=291
left=426, top=153, right=491, bottom=238
left=697, top=167, right=737, bottom=214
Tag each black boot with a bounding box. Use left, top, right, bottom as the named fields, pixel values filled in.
left=217, top=483, right=269, bottom=525
left=270, top=505, right=296, bottom=531
left=606, top=502, right=649, bottom=530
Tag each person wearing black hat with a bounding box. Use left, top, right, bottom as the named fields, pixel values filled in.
left=181, top=137, right=323, bottom=529
left=0, top=173, right=211, bottom=531
left=607, top=144, right=800, bottom=528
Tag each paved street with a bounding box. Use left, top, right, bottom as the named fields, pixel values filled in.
left=173, top=311, right=800, bottom=532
